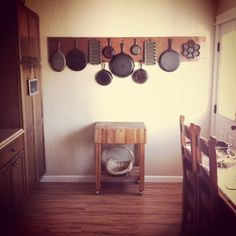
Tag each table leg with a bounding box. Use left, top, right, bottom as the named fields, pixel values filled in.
left=95, top=143, right=102, bottom=194
left=137, top=144, right=145, bottom=194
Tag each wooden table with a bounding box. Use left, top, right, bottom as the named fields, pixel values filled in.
left=218, top=166, right=236, bottom=215
left=202, top=150, right=236, bottom=216
left=94, top=122, right=146, bottom=194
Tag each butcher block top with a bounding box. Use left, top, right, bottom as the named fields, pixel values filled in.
left=94, top=122, right=146, bottom=144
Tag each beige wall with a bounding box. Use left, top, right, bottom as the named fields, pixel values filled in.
left=26, top=0, right=215, bottom=179
left=217, top=0, right=236, bottom=15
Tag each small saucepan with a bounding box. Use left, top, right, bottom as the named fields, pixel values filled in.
left=95, top=63, right=113, bottom=86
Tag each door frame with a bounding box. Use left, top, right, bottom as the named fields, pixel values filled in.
left=210, top=7, right=236, bottom=136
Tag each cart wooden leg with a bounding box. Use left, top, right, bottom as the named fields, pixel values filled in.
left=95, top=143, right=102, bottom=194
left=137, top=144, right=145, bottom=195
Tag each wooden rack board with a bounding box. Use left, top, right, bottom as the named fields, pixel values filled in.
left=47, top=36, right=205, bottom=65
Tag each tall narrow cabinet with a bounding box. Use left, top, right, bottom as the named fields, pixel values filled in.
left=17, top=2, right=46, bottom=194
left=0, top=1, right=45, bottom=198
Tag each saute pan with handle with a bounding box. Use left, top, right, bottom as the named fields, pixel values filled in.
left=95, top=62, right=113, bottom=86
left=51, top=41, right=66, bottom=72
left=66, top=40, right=87, bottom=71
left=109, top=42, right=134, bottom=78
left=159, top=38, right=181, bottom=72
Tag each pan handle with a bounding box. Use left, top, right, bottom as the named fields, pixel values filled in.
left=73, top=39, right=78, bottom=49
left=120, top=41, right=124, bottom=52
left=168, top=38, right=172, bottom=49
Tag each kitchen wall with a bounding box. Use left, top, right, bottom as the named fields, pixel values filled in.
left=26, top=0, right=215, bottom=181
left=217, top=0, right=236, bottom=15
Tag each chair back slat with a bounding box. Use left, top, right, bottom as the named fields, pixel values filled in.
left=197, top=135, right=218, bottom=233
left=179, top=115, right=200, bottom=235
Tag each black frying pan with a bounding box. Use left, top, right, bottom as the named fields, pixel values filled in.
left=66, top=40, right=87, bottom=71
left=159, top=38, right=181, bottom=72
left=51, top=41, right=66, bottom=72
left=102, top=38, right=115, bottom=59
left=109, top=42, right=134, bottom=78
left=95, top=63, right=113, bottom=86
left=130, top=39, right=141, bottom=55
left=132, top=61, right=148, bottom=84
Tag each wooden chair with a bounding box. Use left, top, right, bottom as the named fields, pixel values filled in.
left=196, top=135, right=219, bottom=234
left=179, top=115, right=200, bottom=235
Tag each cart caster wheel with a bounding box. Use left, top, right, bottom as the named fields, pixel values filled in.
left=139, top=191, right=143, bottom=195
left=95, top=190, right=100, bottom=195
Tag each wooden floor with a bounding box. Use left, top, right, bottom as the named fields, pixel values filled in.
left=6, top=182, right=182, bottom=236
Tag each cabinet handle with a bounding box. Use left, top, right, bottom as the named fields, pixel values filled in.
left=12, top=161, right=17, bottom=167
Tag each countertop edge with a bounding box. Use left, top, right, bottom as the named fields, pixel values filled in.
left=0, top=129, right=24, bottom=149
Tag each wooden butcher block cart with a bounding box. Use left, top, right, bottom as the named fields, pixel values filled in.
left=94, top=122, right=146, bottom=195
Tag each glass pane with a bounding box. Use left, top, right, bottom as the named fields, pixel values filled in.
left=218, top=30, right=236, bottom=121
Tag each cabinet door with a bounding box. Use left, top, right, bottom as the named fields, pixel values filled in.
left=11, top=152, right=25, bottom=213
left=18, top=4, right=45, bottom=193
left=29, top=11, right=40, bottom=60
left=25, top=129, right=37, bottom=192
left=20, top=64, right=34, bottom=130
left=35, top=122, right=45, bottom=180
left=0, top=166, right=13, bottom=232
left=18, top=4, right=30, bottom=63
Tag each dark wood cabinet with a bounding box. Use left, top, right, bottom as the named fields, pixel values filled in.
left=0, top=2, right=45, bottom=231
left=17, top=2, right=46, bottom=193
left=0, top=133, right=25, bottom=233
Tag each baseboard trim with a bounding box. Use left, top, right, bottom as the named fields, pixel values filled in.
left=41, top=175, right=183, bottom=183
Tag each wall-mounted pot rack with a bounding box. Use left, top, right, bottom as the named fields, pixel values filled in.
left=47, top=36, right=205, bottom=83
left=48, top=36, right=205, bottom=63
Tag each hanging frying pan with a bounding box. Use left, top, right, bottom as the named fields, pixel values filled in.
left=51, top=41, right=66, bottom=72
left=159, top=38, right=181, bottom=72
left=132, top=61, right=148, bottom=84
left=109, top=42, right=134, bottom=78
left=95, top=63, right=113, bottom=86
left=66, top=40, right=87, bottom=71
left=130, top=39, right=141, bottom=55
left=102, top=38, right=115, bottom=59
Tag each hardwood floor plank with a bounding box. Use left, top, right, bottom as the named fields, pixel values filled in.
left=5, top=182, right=182, bottom=236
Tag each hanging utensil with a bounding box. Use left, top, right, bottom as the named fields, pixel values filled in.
left=66, top=40, right=87, bottom=71
left=95, top=62, right=113, bottom=86
left=143, top=39, right=156, bottom=65
left=51, top=41, right=66, bottom=72
left=132, top=61, right=148, bottom=84
left=109, top=41, right=134, bottom=78
left=130, top=39, right=141, bottom=55
left=88, top=39, right=101, bottom=65
left=159, top=38, right=181, bottom=72
left=102, top=38, right=115, bottom=59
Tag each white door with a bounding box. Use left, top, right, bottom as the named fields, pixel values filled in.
left=211, top=10, right=236, bottom=147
